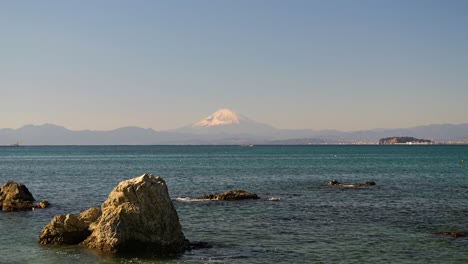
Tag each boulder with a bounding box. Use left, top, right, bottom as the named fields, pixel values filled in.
left=39, top=207, right=101, bottom=245
left=199, top=190, right=259, bottom=201
left=0, top=181, right=49, bottom=212
left=81, top=173, right=187, bottom=255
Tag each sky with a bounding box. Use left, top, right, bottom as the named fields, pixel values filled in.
left=1, top=0, right=467, bottom=131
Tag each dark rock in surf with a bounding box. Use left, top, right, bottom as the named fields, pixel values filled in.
left=39, top=207, right=101, bottom=245
left=199, top=190, right=259, bottom=201
left=434, top=232, right=466, bottom=238
left=327, top=179, right=341, bottom=186
left=327, top=180, right=376, bottom=188
left=0, top=181, right=49, bottom=212
left=187, top=241, right=211, bottom=250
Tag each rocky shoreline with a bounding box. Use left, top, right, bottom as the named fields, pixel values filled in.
left=3, top=173, right=465, bottom=261
left=3, top=174, right=257, bottom=256
left=39, top=174, right=191, bottom=255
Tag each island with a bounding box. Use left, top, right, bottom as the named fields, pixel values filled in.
left=379, top=137, right=432, bottom=145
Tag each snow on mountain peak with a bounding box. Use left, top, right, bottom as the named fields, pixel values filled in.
left=192, top=108, right=246, bottom=127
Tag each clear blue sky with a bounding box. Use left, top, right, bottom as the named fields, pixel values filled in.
left=1, top=0, right=467, bottom=131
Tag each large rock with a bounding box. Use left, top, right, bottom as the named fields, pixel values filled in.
left=199, top=190, right=259, bottom=201
left=39, top=207, right=101, bottom=245
left=0, top=181, right=49, bottom=212
left=81, top=173, right=187, bottom=255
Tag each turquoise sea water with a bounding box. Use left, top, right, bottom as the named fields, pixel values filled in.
left=0, top=145, right=467, bottom=263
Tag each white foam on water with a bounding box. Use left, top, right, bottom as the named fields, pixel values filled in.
left=175, top=197, right=211, bottom=202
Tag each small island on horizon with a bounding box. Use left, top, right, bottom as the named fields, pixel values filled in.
left=379, top=136, right=432, bottom=145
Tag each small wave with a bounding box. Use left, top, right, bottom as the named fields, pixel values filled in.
left=175, top=197, right=211, bottom=202
left=268, top=197, right=281, bottom=201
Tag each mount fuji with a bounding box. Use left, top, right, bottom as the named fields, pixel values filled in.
left=175, top=108, right=277, bottom=135
left=192, top=108, right=247, bottom=127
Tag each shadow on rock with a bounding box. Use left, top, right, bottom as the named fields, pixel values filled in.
left=39, top=207, right=101, bottom=245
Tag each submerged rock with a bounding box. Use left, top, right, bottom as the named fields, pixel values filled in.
left=81, top=173, right=187, bottom=255
left=434, top=232, right=466, bottom=238
left=199, top=190, right=259, bottom=201
left=327, top=180, right=376, bottom=188
left=0, top=181, right=49, bottom=212
left=187, top=241, right=211, bottom=250
left=39, top=208, right=101, bottom=245
left=327, top=180, right=341, bottom=186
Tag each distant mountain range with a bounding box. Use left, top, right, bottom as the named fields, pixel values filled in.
left=1, top=108, right=468, bottom=145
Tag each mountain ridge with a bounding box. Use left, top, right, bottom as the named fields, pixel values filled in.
left=1, top=109, right=468, bottom=145
left=2, top=122, right=468, bottom=145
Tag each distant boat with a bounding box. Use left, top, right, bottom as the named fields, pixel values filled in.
left=0, top=141, right=21, bottom=147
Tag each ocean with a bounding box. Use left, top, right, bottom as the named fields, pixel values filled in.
left=0, top=145, right=467, bottom=263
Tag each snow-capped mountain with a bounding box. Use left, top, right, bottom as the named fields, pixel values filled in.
left=192, top=108, right=252, bottom=127
left=176, top=108, right=277, bottom=135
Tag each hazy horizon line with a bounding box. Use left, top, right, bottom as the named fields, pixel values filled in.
left=2, top=121, right=468, bottom=134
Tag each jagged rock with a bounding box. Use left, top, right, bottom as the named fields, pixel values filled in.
left=39, top=207, right=101, bottom=245
left=81, top=173, right=187, bottom=255
left=34, top=200, right=50, bottom=209
left=0, top=181, right=34, bottom=201
left=199, top=190, right=259, bottom=201
left=327, top=180, right=376, bottom=188
left=0, top=181, right=49, bottom=212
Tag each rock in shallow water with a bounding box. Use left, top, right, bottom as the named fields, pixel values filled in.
left=0, top=181, right=49, bottom=212
left=39, top=208, right=101, bottom=245
left=199, top=190, right=259, bottom=201
left=434, top=232, right=466, bottom=238
left=80, top=173, right=187, bottom=255
left=39, top=173, right=204, bottom=256
left=327, top=180, right=376, bottom=188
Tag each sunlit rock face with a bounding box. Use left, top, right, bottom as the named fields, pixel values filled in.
left=81, top=174, right=187, bottom=255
